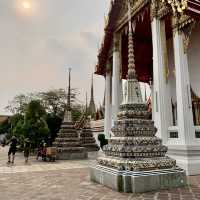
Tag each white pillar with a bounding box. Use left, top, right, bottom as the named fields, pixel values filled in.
left=173, top=30, right=195, bottom=145
left=104, top=68, right=112, bottom=138
left=167, top=28, right=200, bottom=175
left=112, top=34, right=121, bottom=121
left=151, top=18, right=168, bottom=143
left=167, top=24, right=200, bottom=175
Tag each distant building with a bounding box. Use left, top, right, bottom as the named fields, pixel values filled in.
left=0, top=115, right=11, bottom=124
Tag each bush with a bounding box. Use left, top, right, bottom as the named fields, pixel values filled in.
left=98, top=134, right=108, bottom=149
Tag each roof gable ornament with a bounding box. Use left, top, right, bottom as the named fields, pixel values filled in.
left=162, top=0, right=187, bottom=13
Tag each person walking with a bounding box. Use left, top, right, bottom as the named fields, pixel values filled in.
left=24, top=138, right=31, bottom=164
left=36, top=140, right=45, bottom=160
left=7, top=136, right=17, bottom=164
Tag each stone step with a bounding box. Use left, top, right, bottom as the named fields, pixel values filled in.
left=53, top=141, right=81, bottom=147
left=81, top=138, right=96, bottom=144
left=97, top=156, right=176, bottom=171
left=59, top=129, right=76, bottom=132
left=115, top=119, right=154, bottom=126
left=103, top=144, right=168, bottom=158
left=56, top=147, right=86, bottom=152
left=57, top=133, right=79, bottom=138
left=80, top=133, right=93, bottom=137
left=55, top=138, right=80, bottom=142
left=108, top=137, right=162, bottom=146
left=112, top=130, right=156, bottom=137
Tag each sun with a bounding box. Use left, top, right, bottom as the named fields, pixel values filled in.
left=22, top=1, right=31, bottom=9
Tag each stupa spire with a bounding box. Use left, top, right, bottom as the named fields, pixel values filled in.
left=64, top=68, right=72, bottom=122
left=123, top=0, right=143, bottom=104
left=66, top=68, right=71, bottom=111
left=85, top=92, right=88, bottom=115
left=127, top=0, right=136, bottom=80
left=91, top=74, right=94, bottom=102
left=88, top=73, right=96, bottom=118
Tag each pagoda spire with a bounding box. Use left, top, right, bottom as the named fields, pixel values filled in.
left=88, top=74, right=96, bottom=118
left=85, top=92, right=88, bottom=115
left=91, top=74, right=94, bottom=102
left=66, top=68, right=71, bottom=111
left=64, top=68, right=72, bottom=122
left=123, top=0, right=143, bottom=104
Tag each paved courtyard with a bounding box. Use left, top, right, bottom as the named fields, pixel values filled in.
left=0, top=146, right=200, bottom=200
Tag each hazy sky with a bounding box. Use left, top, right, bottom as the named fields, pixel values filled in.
left=0, top=0, right=110, bottom=114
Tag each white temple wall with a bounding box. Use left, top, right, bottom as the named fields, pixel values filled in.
left=188, top=23, right=200, bottom=97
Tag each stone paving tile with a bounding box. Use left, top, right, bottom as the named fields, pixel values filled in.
left=2, top=169, right=200, bottom=200
left=0, top=146, right=99, bottom=170
left=1, top=147, right=200, bottom=200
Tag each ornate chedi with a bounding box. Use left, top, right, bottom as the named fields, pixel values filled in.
left=80, top=93, right=100, bottom=152
left=54, top=68, right=87, bottom=160
left=90, top=0, right=186, bottom=193
left=80, top=119, right=100, bottom=152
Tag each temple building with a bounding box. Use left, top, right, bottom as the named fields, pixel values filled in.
left=95, top=0, right=200, bottom=175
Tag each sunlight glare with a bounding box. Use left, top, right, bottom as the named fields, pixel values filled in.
left=22, top=1, right=31, bottom=9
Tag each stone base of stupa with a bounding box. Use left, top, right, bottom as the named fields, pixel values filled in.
left=56, top=147, right=88, bottom=160
left=90, top=165, right=186, bottom=193
left=82, top=144, right=100, bottom=152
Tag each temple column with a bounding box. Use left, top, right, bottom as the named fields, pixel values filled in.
left=104, top=63, right=112, bottom=138
left=112, top=33, right=121, bottom=121
left=151, top=18, right=168, bottom=143
left=174, top=29, right=195, bottom=145
left=167, top=22, right=200, bottom=175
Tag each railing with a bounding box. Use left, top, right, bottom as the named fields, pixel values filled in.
left=74, top=114, right=86, bottom=130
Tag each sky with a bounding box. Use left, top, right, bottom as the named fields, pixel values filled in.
left=0, top=0, right=110, bottom=114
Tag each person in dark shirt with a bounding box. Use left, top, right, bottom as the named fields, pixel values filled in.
left=24, top=138, right=31, bottom=163
left=7, top=136, right=17, bottom=164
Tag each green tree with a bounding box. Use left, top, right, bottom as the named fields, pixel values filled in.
left=71, top=104, right=83, bottom=121
left=23, top=100, right=49, bottom=147
left=5, top=88, right=80, bottom=117
left=46, top=113, right=62, bottom=142
left=4, top=88, right=84, bottom=146
left=12, top=119, right=26, bottom=148
left=37, top=88, right=79, bottom=117
left=5, top=94, right=35, bottom=114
